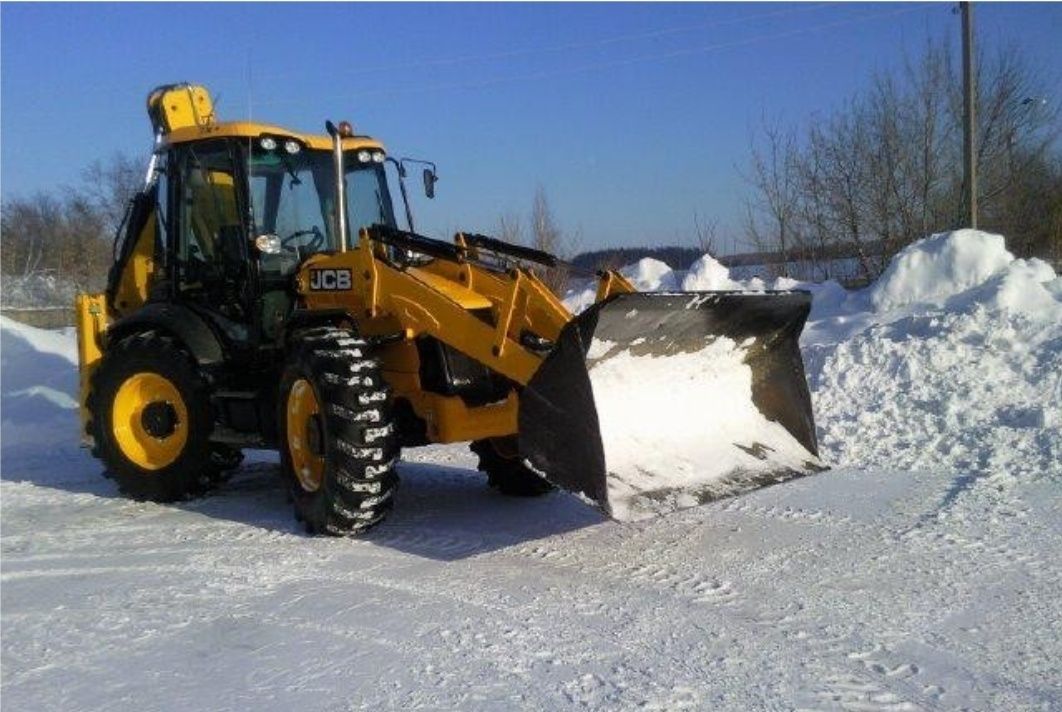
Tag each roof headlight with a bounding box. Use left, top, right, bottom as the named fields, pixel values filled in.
left=372, top=151, right=385, bottom=163
left=357, top=150, right=372, bottom=163
left=259, top=136, right=277, bottom=151
left=283, top=140, right=301, bottom=155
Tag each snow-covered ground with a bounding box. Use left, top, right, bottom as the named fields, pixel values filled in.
left=2, top=230, right=1061, bottom=710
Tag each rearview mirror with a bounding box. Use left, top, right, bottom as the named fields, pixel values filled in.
left=423, top=168, right=437, bottom=199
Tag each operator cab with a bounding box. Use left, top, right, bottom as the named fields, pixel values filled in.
left=109, top=84, right=438, bottom=353
left=247, top=137, right=397, bottom=277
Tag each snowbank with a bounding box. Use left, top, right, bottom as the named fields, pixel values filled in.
left=620, top=257, right=680, bottom=291
left=0, top=316, right=80, bottom=454
left=564, top=230, right=1062, bottom=482
left=679, top=254, right=747, bottom=291
left=869, top=229, right=1015, bottom=311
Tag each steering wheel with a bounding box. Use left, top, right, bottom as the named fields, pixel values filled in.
left=281, top=226, right=325, bottom=254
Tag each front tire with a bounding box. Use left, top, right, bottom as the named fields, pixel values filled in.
left=279, top=328, right=399, bottom=536
left=87, top=331, right=215, bottom=501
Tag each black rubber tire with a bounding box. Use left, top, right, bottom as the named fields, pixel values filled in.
left=278, top=327, right=399, bottom=536
left=87, top=331, right=216, bottom=501
left=207, top=444, right=244, bottom=483
left=470, top=436, right=555, bottom=497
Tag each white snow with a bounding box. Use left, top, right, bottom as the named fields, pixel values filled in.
left=869, top=229, right=1016, bottom=312
left=586, top=337, right=819, bottom=521
left=620, top=257, right=680, bottom=292
left=679, top=254, right=747, bottom=291
left=3, top=230, right=1062, bottom=710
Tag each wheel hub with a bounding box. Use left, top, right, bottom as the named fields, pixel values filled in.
left=287, top=378, right=326, bottom=492
left=111, top=372, right=189, bottom=471
left=141, top=401, right=179, bottom=439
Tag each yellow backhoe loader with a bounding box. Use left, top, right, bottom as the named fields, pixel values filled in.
left=75, top=83, right=822, bottom=534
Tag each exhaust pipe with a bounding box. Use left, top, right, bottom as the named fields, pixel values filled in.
left=325, top=120, right=349, bottom=252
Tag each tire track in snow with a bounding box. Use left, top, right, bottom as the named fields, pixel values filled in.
left=495, top=513, right=950, bottom=711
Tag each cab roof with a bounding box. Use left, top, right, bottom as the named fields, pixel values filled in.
left=162, top=121, right=386, bottom=153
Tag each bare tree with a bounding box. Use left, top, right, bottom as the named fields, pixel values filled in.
left=741, top=39, right=1059, bottom=284
left=80, top=152, right=146, bottom=234
left=743, top=122, right=801, bottom=277
left=692, top=212, right=719, bottom=256
left=529, top=186, right=570, bottom=294
left=496, top=211, right=523, bottom=245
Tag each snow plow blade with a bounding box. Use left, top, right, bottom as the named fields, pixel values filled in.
left=519, top=291, right=824, bottom=521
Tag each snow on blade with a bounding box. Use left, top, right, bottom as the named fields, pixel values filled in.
left=586, top=335, right=820, bottom=521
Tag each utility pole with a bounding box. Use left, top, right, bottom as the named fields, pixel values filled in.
left=961, top=1, right=977, bottom=229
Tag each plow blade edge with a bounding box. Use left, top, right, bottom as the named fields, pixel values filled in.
left=518, top=291, right=824, bottom=521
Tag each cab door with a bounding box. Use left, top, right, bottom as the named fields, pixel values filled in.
left=170, top=139, right=255, bottom=332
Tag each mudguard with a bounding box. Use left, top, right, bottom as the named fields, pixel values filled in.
left=107, top=303, right=226, bottom=366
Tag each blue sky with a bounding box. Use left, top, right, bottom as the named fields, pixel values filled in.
left=2, top=2, right=1059, bottom=252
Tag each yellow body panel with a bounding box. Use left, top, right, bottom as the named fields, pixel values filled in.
left=75, top=293, right=108, bottom=444
left=111, top=211, right=156, bottom=314
left=163, top=121, right=385, bottom=153
left=147, top=84, right=215, bottom=133
left=297, top=230, right=589, bottom=442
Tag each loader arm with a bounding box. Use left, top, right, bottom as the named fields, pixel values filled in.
left=297, top=227, right=572, bottom=387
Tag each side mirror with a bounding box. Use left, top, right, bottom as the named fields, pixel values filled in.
left=423, top=168, right=437, bottom=199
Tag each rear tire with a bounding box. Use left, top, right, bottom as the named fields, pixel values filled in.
left=471, top=436, right=555, bottom=497
left=87, top=331, right=215, bottom=501
left=279, top=327, right=399, bottom=536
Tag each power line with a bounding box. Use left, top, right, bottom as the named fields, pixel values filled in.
left=254, top=3, right=834, bottom=84
left=252, top=3, right=937, bottom=109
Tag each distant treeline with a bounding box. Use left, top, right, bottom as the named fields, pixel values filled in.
left=572, top=240, right=887, bottom=273
left=570, top=246, right=703, bottom=272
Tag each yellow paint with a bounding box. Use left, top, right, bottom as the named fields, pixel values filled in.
left=111, top=210, right=156, bottom=315
left=147, top=84, right=215, bottom=134
left=164, top=121, right=386, bottom=153
left=406, top=267, right=493, bottom=309
left=286, top=378, right=325, bottom=492
left=595, top=269, right=637, bottom=302
left=75, top=293, right=107, bottom=445
left=111, top=372, right=189, bottom=470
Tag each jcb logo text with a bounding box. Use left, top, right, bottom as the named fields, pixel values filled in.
left=309, top=269, right=353, bottom=291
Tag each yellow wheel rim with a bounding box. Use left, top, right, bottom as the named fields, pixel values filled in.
left=287, top=378, right=325, bottom=492
left=111, top=372, right=189, bottom=471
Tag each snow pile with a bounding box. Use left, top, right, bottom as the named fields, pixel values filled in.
left=586, top=335, right=819, bottom=521
left=679, top=254, right=747, bottom=291
left=620, top=257, right=681, bottom=291
left=809, top=232, right=1062, bottom=479
left=869, top=229, right=1015, bottom=311
left=0, top=316, right=80, bottom=454
left=565, top=230, right=1062, bottom=482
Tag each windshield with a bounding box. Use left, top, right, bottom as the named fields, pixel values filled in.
left=247, top=144, right=396, bottom=275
